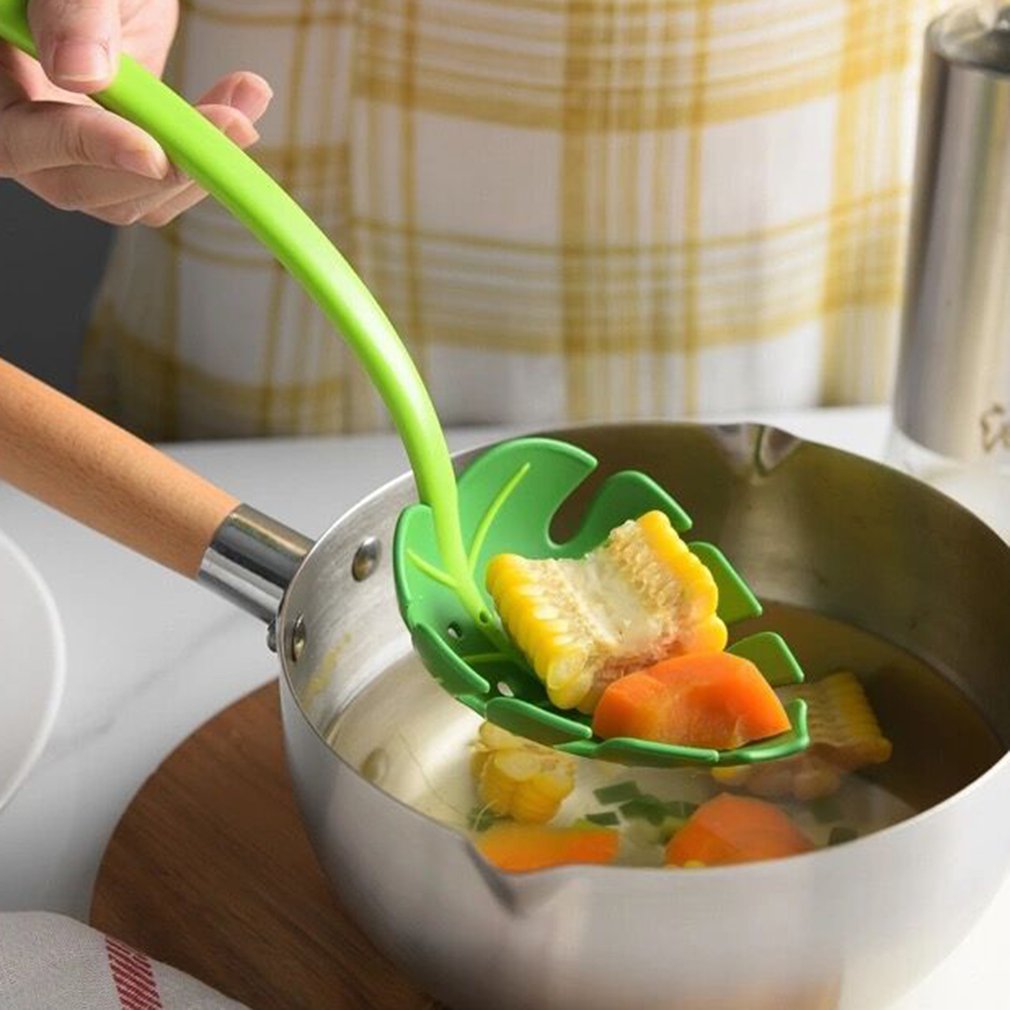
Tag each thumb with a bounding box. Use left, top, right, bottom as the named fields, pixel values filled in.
left=27, top=0, right=120, bottom=93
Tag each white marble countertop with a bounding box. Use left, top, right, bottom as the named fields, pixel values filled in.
left=0, top=406, right=1006, bottom=1008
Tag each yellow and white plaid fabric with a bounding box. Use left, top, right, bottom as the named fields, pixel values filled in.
left=83, top=0, right=945, bottom=440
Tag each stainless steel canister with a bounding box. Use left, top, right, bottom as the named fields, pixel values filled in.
left=893, top=3, right=1010, bottom=461
left=890, top=2, right=1010, bottom=534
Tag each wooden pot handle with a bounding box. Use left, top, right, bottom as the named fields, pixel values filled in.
left=0, top=357, right=239, bottom=578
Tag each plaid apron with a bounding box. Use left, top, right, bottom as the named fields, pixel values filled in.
left=83, top=0, right=944, bottom=439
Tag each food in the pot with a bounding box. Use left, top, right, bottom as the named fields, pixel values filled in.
left=476, top=822, right=620, bottom=872
left=593, top=780, right=647, bottom=805
left=591, top=652, right=791, bottom=750
left=330, top=602, right=1005, bottom=871
left=485, top=510, right=726, bottom=712
left=471, top=721, right=577, bottom=823
left=665, top=794, right=813, bottom=867
left=710, top=671, right=892, bottom=800
left=586, top=782, right=698, bottom=844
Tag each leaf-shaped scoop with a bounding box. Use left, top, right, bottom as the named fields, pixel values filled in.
left=395, top=438, right=809, bottom=767
left=0, top=0, right=807, bottom=766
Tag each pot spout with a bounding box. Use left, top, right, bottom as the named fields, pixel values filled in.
left=464, top=843, right=587, bottom=919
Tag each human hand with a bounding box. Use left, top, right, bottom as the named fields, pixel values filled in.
left=0, top=0, right=273, bottom=225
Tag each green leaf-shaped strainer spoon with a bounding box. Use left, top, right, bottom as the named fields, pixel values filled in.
left=395, top=439, right=808, bottom=767
left=0, top=0, right=807, bottom=766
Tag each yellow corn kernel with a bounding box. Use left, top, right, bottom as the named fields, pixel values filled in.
left=712, top=671, right=892, bottom=800
left=781, top=671, right=892, bottom=769
left=485, top=511, right=727, bottom=711
left=709, top=765, right=750, bottom=789
left=471, top=722, right=577, bottom=823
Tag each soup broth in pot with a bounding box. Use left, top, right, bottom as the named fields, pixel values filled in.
left=327, top=603, right=1004, bottom=866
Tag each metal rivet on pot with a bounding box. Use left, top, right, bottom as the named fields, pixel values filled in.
left=290, top=615, right=307, bottom=663
left=352, top=537, right=381, bottom=581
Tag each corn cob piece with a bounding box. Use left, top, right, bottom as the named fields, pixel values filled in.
left=485, top=511, right=727, bottom=712
left=712, top=671, right=891, bottom=800
left=471, top=722, right=577, bottom=823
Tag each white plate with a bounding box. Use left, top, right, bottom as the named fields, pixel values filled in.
left=0, top=528, right=65, bottom=811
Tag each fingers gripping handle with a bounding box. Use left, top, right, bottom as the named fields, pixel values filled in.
left=0, top=0, right=449, bottom=512
left=0, top=0, right=479, bottom=624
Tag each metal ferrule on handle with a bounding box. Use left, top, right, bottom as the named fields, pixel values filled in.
left=198, top=505, right=313, bottom=623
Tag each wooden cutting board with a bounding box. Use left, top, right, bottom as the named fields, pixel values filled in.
left=90, top=682, right=442, bottom=1010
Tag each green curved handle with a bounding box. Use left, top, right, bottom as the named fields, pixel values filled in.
left=0, top=0, right=486, bottom=620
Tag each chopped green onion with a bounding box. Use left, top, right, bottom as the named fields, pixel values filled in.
left=828, top=826, right=859, bottom=846
left=584, top=811, right=621, bottom=827
left=619, top=797, right=670, bottom=826
left=468, top=806, right=508, bottom=832
left=809, top=796, right=844, bottom=823
left=664, top=800, right=698, bottom=819
left=593, top=781, right=642, bottom=804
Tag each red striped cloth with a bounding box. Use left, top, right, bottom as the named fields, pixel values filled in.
left=0, top=912, right=248, bottom=1009
left=105, top=937, right=164, bottom=1010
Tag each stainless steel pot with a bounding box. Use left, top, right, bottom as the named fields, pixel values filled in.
left=273, top=422, right=1010, bottom=1010
left=3, top=362, right=1009, bottom=1010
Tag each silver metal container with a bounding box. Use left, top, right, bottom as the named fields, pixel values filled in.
left=273, top=424, right=1010, bottom=1010
left=891, top=2, right=1010, bottom=533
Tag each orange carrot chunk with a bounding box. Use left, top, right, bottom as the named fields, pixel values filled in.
left=665, top=793, right=813, bottom=867
left=591, top=651, right=791, bottom=750
left=475, top=823, right=620, bottom=872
